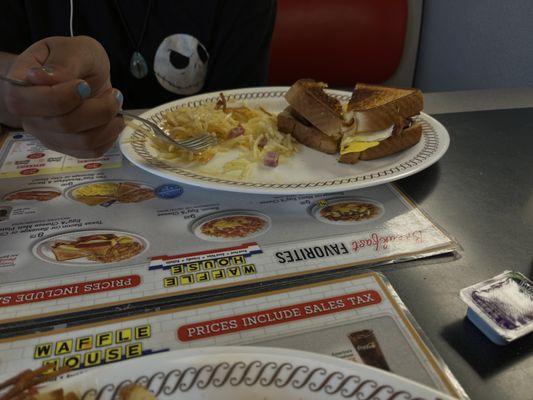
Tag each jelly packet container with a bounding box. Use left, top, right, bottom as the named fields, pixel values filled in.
left=460, top=270, right=533, bottom=345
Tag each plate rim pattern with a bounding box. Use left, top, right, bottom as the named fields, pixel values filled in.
left=121, top=88, right=446, bottom=192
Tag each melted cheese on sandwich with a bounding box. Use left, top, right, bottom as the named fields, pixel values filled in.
left=340, top=125, right=394, bottom=155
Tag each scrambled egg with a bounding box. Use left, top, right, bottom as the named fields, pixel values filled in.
left=340, top=125, right=394, bottom=155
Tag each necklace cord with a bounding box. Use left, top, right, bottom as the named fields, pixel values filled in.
left=113, top=0, right=153, bottom=51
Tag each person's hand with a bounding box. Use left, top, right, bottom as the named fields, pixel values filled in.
left=2, top=36, right=124, bottom=158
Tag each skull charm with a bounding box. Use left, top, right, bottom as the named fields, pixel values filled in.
left=154, top=34, right=209, bottom=95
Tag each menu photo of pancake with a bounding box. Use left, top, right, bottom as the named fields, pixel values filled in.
left=191, top=210, right=271, bottom=242
left=33, top=230, right=148, bottom=266
left=66, top=180, right=155, bottom=207
left=310, top=197, right=384, bottom=225
left=2, top=187, right=62, bottom=203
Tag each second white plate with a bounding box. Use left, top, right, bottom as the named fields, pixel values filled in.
left=41, top=347, right=455, bottom=400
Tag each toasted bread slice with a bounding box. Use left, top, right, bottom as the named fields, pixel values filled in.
left=338, top=151, right=361, bottom=164
left=285, top=79, right=343, bottom=138
left=360, top=122, right=422, bottom=160
left=278, top=107, right=339, bottom=154
left=338, top=122, right=422, bottom=164
left=347, top=84, right=423, bottom=132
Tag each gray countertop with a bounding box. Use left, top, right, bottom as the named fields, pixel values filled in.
left=129, top=87, right=533, bottom=117
left=392, top=106, right=533, bottom=400
left=424, top=87, right=533, bottom=115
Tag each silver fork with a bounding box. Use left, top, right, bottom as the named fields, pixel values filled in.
left=118, top=111, right=217, bottom=153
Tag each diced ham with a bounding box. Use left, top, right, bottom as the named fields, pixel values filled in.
left=258, top=136, right=268, bottom=148
left=228, top=124, right=245, bottom=138
left=263, top=151, right=279, bottom=167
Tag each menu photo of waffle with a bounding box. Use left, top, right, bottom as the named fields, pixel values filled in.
left=310, top=197, right=384, bottom=225
left=65, top=180, right=155, bottom=207
left=191, top=210, right=271, bottom=242
left=2, top=187, right=62, bottom=203
left=33, top=230, right=148, bottom=266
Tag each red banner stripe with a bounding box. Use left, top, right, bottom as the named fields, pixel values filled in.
left=178, top=290, right=381, bottom=341
left=0, top=275, right=141, bottom=307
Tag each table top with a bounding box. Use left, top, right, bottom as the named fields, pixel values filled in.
left=391, top=106, right=533, bottom=400
left=1, top=88, right=532, bottom=399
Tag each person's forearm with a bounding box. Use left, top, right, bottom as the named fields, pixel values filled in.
left=0, top=51, right=22, bottom=128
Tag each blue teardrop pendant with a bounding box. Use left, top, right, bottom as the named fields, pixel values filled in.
left=130, top=51, right=149, bottom=79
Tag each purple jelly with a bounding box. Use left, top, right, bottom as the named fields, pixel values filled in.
left=460, top=271, right=533, bottom=343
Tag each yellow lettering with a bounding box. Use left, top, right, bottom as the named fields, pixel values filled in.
left=195, top=271, right=210, bottom=282
left=63, top=355, right=81, bottom=369
left=134, top=325, right=151, bottom=340
left=34, top=343, right=53, bottom=359
left=83, top=350, right=102, bottom=367
left=231, top=255, right=246, bottom=264
left=96, top=332, right=113, bottom=347
left=212, top=269, right=226, bottom=280
left=186, top=262, right=200, bottom=272
left=170, top=265, right=184, bottom=275
left=42, top=358, right=60, bottom=371
left=55, top=339, right=73, bottom=355
left=115, top=328, right=132, bottom=343
left=202, top=260, right=215, bottom=270
left=104, top=346, right=123, bottom=363
left=242, top=264, right=257, bottom=275
left=227, top=267, right=241, bottom=277
left=216, top=258, right=230, bottom=267
left=163, top=277, right=178, bottom=288
left=125, top=343, right=142, bottom=358
left=179, top=274, right=194, bottom=285
left=75, top=336, right=93, bottom=351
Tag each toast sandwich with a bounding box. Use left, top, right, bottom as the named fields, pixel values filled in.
left=339, top=83, right=423, bottom=164
left=277, top=80, right=424, bottom=164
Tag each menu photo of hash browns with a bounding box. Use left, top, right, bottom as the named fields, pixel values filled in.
left=2, top=187, right=62, bottom=203
left=310, top=197, right=384, bottom=225
left=33, top=230, right=148, bottom=266
left=65, top=180, right=155, bottom=207
left=191, top=210, right=271, bottom=242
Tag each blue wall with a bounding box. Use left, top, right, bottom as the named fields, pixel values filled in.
left=415, top=1, right=533, bottom=91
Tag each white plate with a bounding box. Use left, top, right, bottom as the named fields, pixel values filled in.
left=191, top=210, right=271, bottom=242
left=2, top=186, right=62, bottom=204
left=310, top=197, right=385, bottom=225
left=43, top=347, right=454, bottom=400
left=119, top=87, right=450, bottom=195
left=64, top=179, right=155, bottom=206
left=32, top=229, right=149, bottom=266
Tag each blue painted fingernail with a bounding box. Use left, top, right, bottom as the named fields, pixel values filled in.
left=114, top=90, right=123, bottom=106
left=77, top=81, right=91, bottom=99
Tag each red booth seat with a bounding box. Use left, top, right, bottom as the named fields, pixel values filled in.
left=268, top=0, right=408, bottom=87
